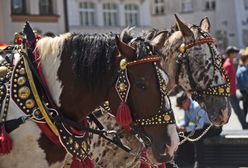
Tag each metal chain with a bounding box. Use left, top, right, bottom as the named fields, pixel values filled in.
left=178, top=123, right=213, bottom=145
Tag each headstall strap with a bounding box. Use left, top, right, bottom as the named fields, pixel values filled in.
left=115, top=56, right=176, bottom=128
left=177, top=29, right=230, bottom=98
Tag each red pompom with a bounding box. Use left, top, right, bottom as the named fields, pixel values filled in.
left=116, top=102, right=133, bottom=128
left=158, top=163, right=166, bottom=168
left=140, top=161, right=152, bottom=168
left=0, top=126, right=13, bottom=155
left=71, top=156, right=83, bottom=168
left=82, top=156, right=94, bottom=168
left=71, top=156, right=94, bottom=168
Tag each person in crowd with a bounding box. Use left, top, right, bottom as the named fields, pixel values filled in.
left=167, top=92, right=222, bottom=168
left=236, top=47, right=248, bottom=121
left=223, top=46, right=248, bottom=129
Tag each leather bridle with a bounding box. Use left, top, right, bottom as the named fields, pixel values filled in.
left=175, top=25, right=230, bottom=101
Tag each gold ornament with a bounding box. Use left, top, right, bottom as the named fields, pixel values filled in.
left=74, top=142, right=79, bottom=149
left=179, top=43, right=186, bottom=53
left=18, top=86, right=30, bottom=99
left=218, top=88, right=224, bottom=93
left=19, top=68, right=26, bottom=75
left=120, top=59, right=127, bottom=70
left=163, top=114, right=171, bottom=121
left=0, top=66, right=8, bottom=77
left=119, top=83, right=126, bottom=91
left=25, top=99, right=35, bottom=108
left=17, top=77, right=26, bottom=85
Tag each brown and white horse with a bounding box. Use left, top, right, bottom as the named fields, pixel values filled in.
left=0, top=32, right=178, bottom=168
left=87, top=16, right=231, bottom=168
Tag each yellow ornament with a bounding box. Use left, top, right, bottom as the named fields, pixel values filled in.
left=120, top=59, right=127, bottom=70
left=119, top=83, right=126, bottom=91
left=163, top=114, right=171, bottom=121
left=218, top=88, right=224, bottom=93
left=17, top=77, right=26, bottom=85
left=0, top=66, right=8, bottom=77
left=25, top=99, right=35, bottom=109
left=18, top=86, right=30, bottom=99
left=179, top=43, right=186, bottom=53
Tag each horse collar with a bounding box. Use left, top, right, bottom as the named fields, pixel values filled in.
left=10, top=54, right=92, bottom=161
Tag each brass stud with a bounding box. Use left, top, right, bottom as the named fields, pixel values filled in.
left=218, top=88, right=224, bottom=93
left=0, top=66, right=9, bottom=77
left=18, top=86, right=30, bottom=99
left=74, top=142, right=79, bottom=149
left=119, top=83, right=126, bottom=91
left=179, top=43, right=186, bottom=53
left=17, top=77, right=26, bottom=85
left=163, top=114, right=171, bottom=121
left=25, top=99, right=35, bottom=109
left=19, top=68, right=26, bottom=75
left=120, top=59, right=127, bottom=70
left=68, top=137, right=73, bottom=144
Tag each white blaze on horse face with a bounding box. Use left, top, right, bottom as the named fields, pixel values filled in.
left=36, top=34, right=71, bottom=107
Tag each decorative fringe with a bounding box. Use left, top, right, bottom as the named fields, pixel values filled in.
left=71, top=156, right=94, bottom=168
left=71, top=156, right=83, bottom=168
left=82, top=156, right=94, bottom=168
left=140, top=161, right=152, bottom=168
left=0, top=125, right=13, bottom=154
left=158, top=163, right=166, bottom=168
left=116, top=102, right=133, bottom=128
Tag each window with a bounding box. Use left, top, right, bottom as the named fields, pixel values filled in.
left=244, top=0, right=248, bottom=10
left=11, top=0, right=26, bottom=14
left=39, top=0, right=53, bottom=15
left=103, top=3, right=118, bottom=26
left=243, top=29, right=248, bottom=46
left=125, top=4, right=139, bottom=26
left=153, top=0, right=164, bottom=15
left=79, top=2, right=96, bottom=26
left=205, top=0, right=216, bottom=10
left=181, top=0, right=193, bottom=12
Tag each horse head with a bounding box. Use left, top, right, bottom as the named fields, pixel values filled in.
left=108, top=36, right=179, bottom=163
left=158, top=15, right=231, bottom=126
left=35, top=32, right=178, bottom=164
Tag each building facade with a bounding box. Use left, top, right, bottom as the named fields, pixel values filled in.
left=67, top=0, right=151, bottom=34
left=0, top=0, right=66, bottom=43
left=151, top=0, right=248, bottom=50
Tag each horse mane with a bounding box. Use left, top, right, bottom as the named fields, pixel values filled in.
left=64, top=32, right=117, bottom=88
left=36, top=32, right=117, bottom=89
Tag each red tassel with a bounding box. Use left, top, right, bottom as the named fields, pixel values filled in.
left=140, top=161, right=152, bottom=168
left=116, top=102, right=133, bottom=128
left=70, top=156, right=83, bottom=168
left=82, top=156, right=94, bottom=168
left=0, top=126, right=12, bottom=155
left=158, top=163, right=166, bottom=168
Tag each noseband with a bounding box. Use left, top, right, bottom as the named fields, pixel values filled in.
left=175, top=26, right=230, bottom=101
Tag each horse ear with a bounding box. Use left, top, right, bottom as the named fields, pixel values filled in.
left=115, top=35, right=136, bottom=60
left=200, top=17, right=211, bottom=33
left=174, top=14, right=194, bottom=37
left=151, top=31, right=167, bottom=49
left=120, top=26, right=135, bottom=44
